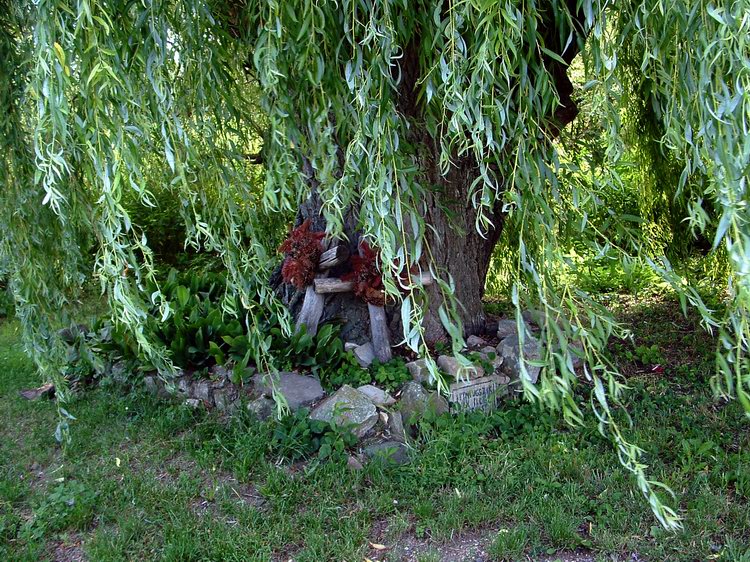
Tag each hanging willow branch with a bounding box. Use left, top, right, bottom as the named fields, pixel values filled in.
left=1, top=0, right=748, bottom=529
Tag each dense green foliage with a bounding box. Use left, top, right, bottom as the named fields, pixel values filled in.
left=1, top=0, right=749, bottom=528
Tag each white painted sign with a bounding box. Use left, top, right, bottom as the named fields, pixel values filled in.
left=449, top=374, right=509, bottom=413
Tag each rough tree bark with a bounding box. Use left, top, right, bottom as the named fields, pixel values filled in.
left=273, top=4, right=585, bottom=346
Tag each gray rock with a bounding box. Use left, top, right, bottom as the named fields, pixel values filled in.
left=109, top=361, right=128, bottom=384
left=213, top=388, right=239, bottom=412
left=247, top=396, right=275, bottom=421
left=357, top=384, right=396, bottom=407
left=252, top=372, right=325, bottom=411
left=210, top=364, right=233, bottom=382
left=184, top=398, right=202, bottom=409
left=354, top=342, right=375, bottom=368
left=344, top=342, right=359, bottom=353
left=193, top=380, right=214, bottom=404
left=498, top=333, right=542, bottom=384
left=363, top=440, right=410, bottom=465
left=387, top=410, right=406, bottom=443
left=309, top=385, right=378, bottom=439
left=399, top=381, right=449, bottom=432
left=144, top=375, right=170, bottom=399
left=491, top=354, right=504, bottom=372
left=466, top=335, right=487, bottom=348
left=143, top=375, right=159, bottom=395
left=437, top=355, right=484, bottom=379
left=522, top=309, right=545, bottom=329
left=496, top=319, right=517, bottom=340
left=347, top=455, right=364, bottom=471
left=176, top=376, right=192, bottom=398
left=406, top=359, right=431, bottom=383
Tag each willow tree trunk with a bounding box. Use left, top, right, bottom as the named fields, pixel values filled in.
left=273, top=4, right=583, bottom=346
left=273, top=157, right=504, bottom=345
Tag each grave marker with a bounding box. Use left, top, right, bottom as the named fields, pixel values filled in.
left=449, top=374, right=509, bottom=413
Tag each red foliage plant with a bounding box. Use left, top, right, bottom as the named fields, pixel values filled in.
left=342, top=241, right=385, bottom=306
left=278, top=219, right=325, bottom=289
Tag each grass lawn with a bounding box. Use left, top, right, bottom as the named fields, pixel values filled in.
left=1, top=296, right=749, bottom=561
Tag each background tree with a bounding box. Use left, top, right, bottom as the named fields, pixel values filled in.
left=1, top=0, right=749, bottom=528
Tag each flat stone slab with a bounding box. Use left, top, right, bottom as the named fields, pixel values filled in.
left=357, top=384, right=396, bottom=407
left=497, top=333, right=541, bottom=384
left=399, top=381, right=449, bottom=432
left=437, top=355, right=484, bottom=379
left=309, top=385, right=378, bottom=439
left=449, top=374, right=510, bottom=413
left=252, top=371, right=325, bottom=411
left=18, top=383, right=55, bottom=401
left=406, top=359, right=430, bottom=383
left=354, top=342, right=375, bottom=368
left=496, top=319, right=518, bottom=340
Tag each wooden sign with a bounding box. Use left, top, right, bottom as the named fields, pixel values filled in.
left=449, top=374, right=508, bottom=413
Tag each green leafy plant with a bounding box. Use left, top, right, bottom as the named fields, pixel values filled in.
left=466, top=351, right=494, bottom=377
left=21, top=481, right=97, bottom=541
left=318, top=353, right=413, bottom=393
left=319, top=354, right=371, bottom=392
left=269, top=408, right=357, bottom=462
left=146, top=270, right=244, bottom=369
left=371, top=358, right=411, bottom=393
left=625, top=344, right=665, bottom=366
left=263, top=320, right=368, bottom=385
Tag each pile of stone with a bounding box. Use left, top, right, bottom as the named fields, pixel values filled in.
left=143, top=365, right=245, bottom=413
left=143, top=315, right=555, bottom=466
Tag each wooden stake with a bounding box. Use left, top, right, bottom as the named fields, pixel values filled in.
left=296, top=275, right=327, bottom=335
left=359, top=243, right=392, bottom=363
left=368, top=302, right=392, bottom=363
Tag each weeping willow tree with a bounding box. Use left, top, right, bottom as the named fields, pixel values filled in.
left=1, top=0, right=749, bottom=528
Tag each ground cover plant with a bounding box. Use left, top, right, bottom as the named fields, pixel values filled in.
left=1, top=294, right=749, bottom=561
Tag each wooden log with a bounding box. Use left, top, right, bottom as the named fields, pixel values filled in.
left=315, top=272, right=433, bottom=294
left=296, top=276, right=327, bottom=335
left=318, top=244, right=350, bottom=270
left=400, top=271, right=434, bottom=287
left=314, top=278, right=355, bottom=294
left=358, top=242, right=392, bottom=362
left=368, top=303, right=392, bottom=363
left=415, top=271, right=433, bottom=286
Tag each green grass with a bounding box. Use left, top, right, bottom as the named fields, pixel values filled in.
left=1, top=300, right=749, bottom=561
